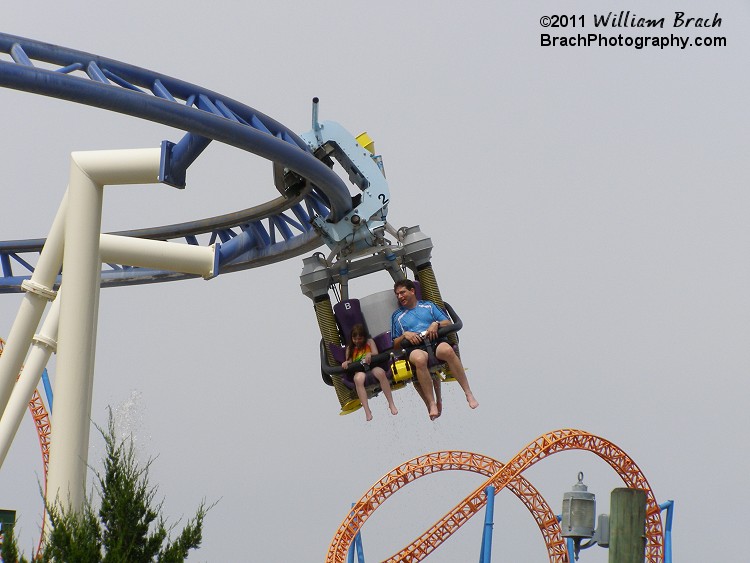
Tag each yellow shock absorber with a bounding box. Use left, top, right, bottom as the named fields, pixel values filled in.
left=313, top=296, right=356, bottom=409
left=416, top=264, right=458, bottom=348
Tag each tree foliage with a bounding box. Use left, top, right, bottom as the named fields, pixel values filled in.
left=6, top=410, right=210, bottom=562
left=1, top=523, right=29, bottom=563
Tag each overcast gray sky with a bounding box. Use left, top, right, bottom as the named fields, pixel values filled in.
left=1, top=1, right=748, bottom=561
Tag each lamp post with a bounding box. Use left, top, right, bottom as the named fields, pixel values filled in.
left=560, top=473, right=651, bottom=563
left=561, top=472, right=598, bottom=560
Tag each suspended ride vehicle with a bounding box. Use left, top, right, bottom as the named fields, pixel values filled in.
left=298, top=100, right=464, bottom=415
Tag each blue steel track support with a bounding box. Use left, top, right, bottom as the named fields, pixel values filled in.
left=659, top=500, right=673, bottom=563
left=346, top=503, right=365, bottom=563
left=0, top=33, right=356, bottom=292
left=478, top=485, right=496, bottom=563
left=41, top=368, right=53, bottom=411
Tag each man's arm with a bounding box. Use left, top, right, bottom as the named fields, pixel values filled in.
left=393, top=332, right=411, bottom=349
left=396, top=321, right=446, bottom=347
left=424, top=319, right=447, bottom=341
left=422, top=302, right=450, bottom=340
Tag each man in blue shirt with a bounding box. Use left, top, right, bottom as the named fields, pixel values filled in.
left=391, top=279, right=478, bottom=419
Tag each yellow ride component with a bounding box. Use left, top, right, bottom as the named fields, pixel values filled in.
left=355, top=132, right=375, bottom=154
left=390, top=359, right=413, bottom=383
left=339, top=398, right=362, bottom=416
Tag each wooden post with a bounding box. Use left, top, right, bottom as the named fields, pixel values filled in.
left=609, top=488, right=647, bottom=563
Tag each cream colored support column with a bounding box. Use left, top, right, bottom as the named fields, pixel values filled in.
left=100, top=235, right=216, bottom=278
left=46, top=148, right=160, bottom=511
left=0, top=294, right=60, bottom=468
left=0, top=192, right=66, bottom=417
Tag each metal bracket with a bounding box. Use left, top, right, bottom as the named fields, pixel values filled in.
left=299, top=104, right=389, bottom=254
left=32, top=333, right=57, bottom=352
left=20, top=280, right=56, bottom=301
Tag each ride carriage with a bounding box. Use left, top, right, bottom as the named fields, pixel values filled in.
left=294, top=107, right=465, bottom=414
left=301, top=230, right=463, bottom=415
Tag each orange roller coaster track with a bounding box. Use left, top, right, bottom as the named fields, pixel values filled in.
left=0, top=337, right=51, bottom=552
left=0, top=338, right=51, bottom=480
left=327, top=429, right=664, bottom=563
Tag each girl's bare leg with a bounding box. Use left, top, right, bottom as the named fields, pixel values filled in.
left=373, top=367, right=398, bottom=415
left=353, top=372, right=372, bottom=421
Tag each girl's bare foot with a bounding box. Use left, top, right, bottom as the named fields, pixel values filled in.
left=466, top=393, right=479, bottom=409
left=390, top=405, right=399, bottom=415
left=365, top=410, right=373, bottom=421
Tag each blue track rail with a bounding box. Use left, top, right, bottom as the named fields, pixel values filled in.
left=0, top=33, right=353, bottom=293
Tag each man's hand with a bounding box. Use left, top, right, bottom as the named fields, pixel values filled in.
left=404, top=331, right=423, bottom=345
left=425, top=321, right=439, bottom=341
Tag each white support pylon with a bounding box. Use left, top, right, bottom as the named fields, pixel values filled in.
left=0, top=293, right=60, bottom=468
left=0, top=193, right=66, bottom=418
left=46, top=148, right=161, bottom=511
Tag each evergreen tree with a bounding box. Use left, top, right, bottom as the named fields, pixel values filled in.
left=0, top=523, right=30, bottom=563
left=13, top=410, right=210, bottom=562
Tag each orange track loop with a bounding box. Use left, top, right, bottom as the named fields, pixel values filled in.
left=327, top=451, right=568, bottom=563
left=327, top=429, right=664, bottom=563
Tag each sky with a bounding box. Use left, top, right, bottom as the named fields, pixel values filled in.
left=1, top=1, right=748, bottom=561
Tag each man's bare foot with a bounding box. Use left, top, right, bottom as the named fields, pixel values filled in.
left=365, top=411, right=373, bottom=421
left=466, top=393, right=479, bottom=409
left=390, top=405, right=399, bottom=415
left=428, top=404, right=439, bottom=420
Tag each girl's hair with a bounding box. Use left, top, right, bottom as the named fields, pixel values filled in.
left=349, top=323, right=369, bottom=341
left=346, top=323, right=370, bottom=362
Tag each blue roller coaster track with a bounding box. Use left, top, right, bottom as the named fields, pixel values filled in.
left=0, top=33, right=354, bottom=293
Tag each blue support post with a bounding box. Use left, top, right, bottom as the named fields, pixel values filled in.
left=567, top=537, right=576, bottom=561
left=353, top=529, right=364, bottom=563
left=159, top=134, right=212, bottom=189
left=659, top=500, right=674, bottom=563
left=479, top=485, right=495, bottom=563
left=41, top=368, right=53, bottom=411
left=555, top=513, right=577, bottom=561
left=346, top=503, right=365, bottom=563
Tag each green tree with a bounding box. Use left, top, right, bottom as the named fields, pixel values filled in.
left=1, top=523, right=30, bottom=563
left=13, top=410, right=210, bottom=562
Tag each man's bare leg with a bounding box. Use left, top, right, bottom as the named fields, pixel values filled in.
left=413, top=379, right=429, bottom=409
left=410, top=350, right=438, bottom=418
left=432, top=379, right=442, bottom=418
left=436, top=343, right=479, bottom=409
left=415, top=377, right=441, bottom=418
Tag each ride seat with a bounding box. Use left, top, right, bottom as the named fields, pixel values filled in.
left=383, top=282, right=462, bottom=373
left=331, top=298, right=393, bottom=390
left=327, top=282, right=460, bottom=388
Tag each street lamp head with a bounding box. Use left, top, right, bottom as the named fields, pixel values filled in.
left=562, top=472, right=596, bottom=559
